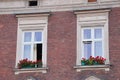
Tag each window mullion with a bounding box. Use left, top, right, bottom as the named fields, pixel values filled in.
left=31, top=31, right=34, bottom=61
left=92, top=28, right=94, bottom=57
left=81, top=28, right=84, bottom=58
left=102, top=28, right=104, bottom=57
left=21, top=32, right=25, bottom=60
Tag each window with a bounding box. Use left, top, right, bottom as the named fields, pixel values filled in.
left=22, top=31, right=43, bottom=61
left=74, top=9, right=110, bottom=71
left=15, top=13, right=49, bottom=74
left=82, top=27, right=104, bottom=59
left=28, top=0, right=38, bottom=6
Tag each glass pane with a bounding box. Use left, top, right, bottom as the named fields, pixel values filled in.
left=34, top=32, right=42, bottom=41
left=94, top=41, right=103, bottom=57
left=84, top=42, right=92, bottom=59
left=83, top=29, right=91, bottom=39
left=94, top=29, right=102, bottom=39
left=24, top=32, right=32, bottom=42
left=23, top=45, right=31, bottom=60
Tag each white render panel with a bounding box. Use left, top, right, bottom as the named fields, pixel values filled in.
left=0, top=0, right=25, bottom=8
left=0, top=0, right=120, bottom=14
left=41, top=0, right=83, bottom=6
left=0, top=0, right=119, bottom=8
left=19, top=17, right=47, bottom=25
left=79, top=16, right=107, bottom=22
left=76, top=12, right=108, bottom=23
left=100, top=0, right=119, bottom=2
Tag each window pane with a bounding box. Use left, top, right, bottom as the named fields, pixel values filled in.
left=94, top=29, right=102, bottom=39
left=23, top=45, right=31, bottom=60
left=34, top=32, right=42, bottom=41
left=83, top=29, right=91, bottom=39
left=84, top=42, right=92, bottom=59
left=37, top=44, right=42, bottom=61
left=94, top=41, right=102, bottom=57
left=24, top=32, right=32, bottom=42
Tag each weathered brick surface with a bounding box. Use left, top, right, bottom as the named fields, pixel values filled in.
left=0, top=8, right=120, bottom=80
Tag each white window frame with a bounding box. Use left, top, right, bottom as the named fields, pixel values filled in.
left=81, top=27, right=104, bottom=59
left=75, top=9, right=110, bottom=67
left=21, top=30, right=43, bottom=61
left=15, top=14, right=49, bottom=70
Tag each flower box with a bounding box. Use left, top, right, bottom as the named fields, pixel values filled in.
left=18, top=58, right=42, bottom=69
left=81, top=56, right=106, bottom=66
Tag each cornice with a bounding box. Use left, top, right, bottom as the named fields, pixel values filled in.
left=0, top=1, right=120, bottom=14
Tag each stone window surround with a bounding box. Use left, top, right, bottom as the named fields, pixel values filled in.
left=15, top=13, right=50, bottom=74
left=74, top=9, right=111, bottom=72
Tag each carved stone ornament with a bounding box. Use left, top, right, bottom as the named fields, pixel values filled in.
left=85, top=76, right=101, bottom=80
left=25, top=76, right=36, bottom=80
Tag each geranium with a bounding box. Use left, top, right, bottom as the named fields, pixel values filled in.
left=94, top=56, right=106, bottom=64
left=81, top=56, right=106, bottom=65
left=81, top=58, right=86, bottom=62
left=18, top=58, right=42, bottom=69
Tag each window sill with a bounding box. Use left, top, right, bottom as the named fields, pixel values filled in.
left=74, top=64, right=110, bottom=72
left=14, top=67, right=48, bottom=75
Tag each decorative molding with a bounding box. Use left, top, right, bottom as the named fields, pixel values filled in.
left=16, top=13, right=49, bottom=68
left=25, top=76, right=37, bottom=80
left=16, top=13, right=50, bottom=18
left=76, top=9, right=110, bottom=66
left=74, top=65, right=110, bottom=72
left=14, top=67, right=48, bottom=74
left=74, top=9, right=111, bottom=14
left=85, top=76, right=101, bottom=80
left=0, top=1, right=119, bottom=14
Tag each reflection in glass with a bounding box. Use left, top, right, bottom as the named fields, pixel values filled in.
left=34, top=32, right=42, bottom=41
left=23, top=45, right=31, bottom=60
left=94, top=29, right=102, bottom=39
left=24, top=32, right=32, bottom=42
left=84, top=42, right=92, bottom=59
left=84, top=29, right=91, bottom=39
left=94, top=41, right=102, bottom=57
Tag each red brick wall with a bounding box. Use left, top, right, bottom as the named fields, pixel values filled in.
left=0, top=8, right=120, bottom=80
left=0, top=15, right=17, bottom=79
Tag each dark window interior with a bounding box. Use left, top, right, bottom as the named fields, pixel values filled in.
left=36, top=44, right=42, bottom=61
left=29, top=0, right=38, bottom=6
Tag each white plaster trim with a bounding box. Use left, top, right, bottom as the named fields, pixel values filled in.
left=0, top=1, right=119, bottom=14
left=74, top=9, right=111, bottom=14
left=76, top=9, right=110, bottom=66
left=16, top=13, right=50, bottom=18
left=74, top=64, right=110, bottom=72
left=14, top=67, right=48, bottom=75
left=15, top=13, right=49, bottom=68
left=85, top=76, right=101, bottom=80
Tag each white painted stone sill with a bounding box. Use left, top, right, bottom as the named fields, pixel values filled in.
left=14, top=67, right=48, bottom=75
left=74, top=64, right=110, bottom=72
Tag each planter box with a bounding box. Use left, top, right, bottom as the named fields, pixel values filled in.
left=21, top=66, right=35, bottom=68
left=81, top=62, right=104, bottom=66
